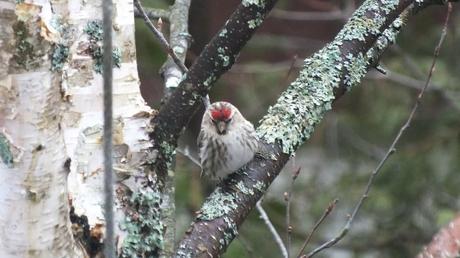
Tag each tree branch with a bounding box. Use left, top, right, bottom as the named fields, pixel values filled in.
left=285, top=167, right=301, bottom=258
left=174, top=0, right=457, bottom=256
left=297, top=199, right=338, bottom=257
left=160, top=0, right=192, bottom=96
left=134, top=7, right=169, bottom=21
left=156, top=0, right=192, bottom=256
left=133, top=0, right=188, bottom=74
left=256, top=201, right=288, bottom=258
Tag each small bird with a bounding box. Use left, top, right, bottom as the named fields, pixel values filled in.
left=198, top=101, right=258, bottom=181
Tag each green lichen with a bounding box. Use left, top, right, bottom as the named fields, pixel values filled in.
left=344, top=53, right=368, bottom=87
left=257, top=44, right=341, bottom=154
left=219, top=28, right=228, bottom=37
left=242, top=0, right=266, bottom=7
left=247, top=12, right=264, bottom=29
left=217, top=47, right=230, bottom=67
left=84, top=21, right=103, bottom=41
left=0, top=134, right=13, bottom=168
left=221, top=216, right=238, bottom=248
left=257, top=0, right=404, bottom=154
left=198, top=187, right=239, bottom=220
left=253, top=181, right=266, bottom=192
left=120, top=187, right=164, bottom=257
left=235, top=181, right=254, bottom=195
left=368, top=18, right=403, bottom=66
left=160, top=141, right=176, bottom=165
left=12, top=21, right=36, bottom=69
left=48, top=16, right=72, bottom=72
left=335, top=0, right=398, bottom=42
left=50, top=44, right=69, bottom=71
left=203, top=75, right=216, bottom=88
left=84, top=21, right=122, bottom=73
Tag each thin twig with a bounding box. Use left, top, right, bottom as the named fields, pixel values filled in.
left=284, top=167, right=301, bottom=258
left=256, top=200, right=288, bottom=258
left=297, top=199, right=338, bottom=257
left=133, top=0, right=188, bottom=73
left=134, top=7, right=169, bottom=21
left=102, top=0, right=114, bottom=257
left=306, top=4, right=452, bottom=257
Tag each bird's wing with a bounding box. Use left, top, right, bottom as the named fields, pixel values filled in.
left=197, top=130, right=204, bottom=177
left=197, top=129, right=204, bottom=155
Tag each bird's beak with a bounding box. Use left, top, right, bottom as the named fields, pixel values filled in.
left=216, top=121, right=227, bottom=135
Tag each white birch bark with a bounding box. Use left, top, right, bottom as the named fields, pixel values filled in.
left=0, top=1, right=83, bottom=257
left=0, top=0, right=151, bottom=256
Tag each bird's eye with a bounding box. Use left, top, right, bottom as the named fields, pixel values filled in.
left=225, top=118, right=232, bottom=123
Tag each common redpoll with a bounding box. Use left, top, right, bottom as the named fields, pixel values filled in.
left=198, top=101, right=258, bottom=181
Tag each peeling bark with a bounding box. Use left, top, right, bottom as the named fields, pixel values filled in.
left=1, top=0, right=152, bottom=257
left=0, top=2, right=83, bottom=257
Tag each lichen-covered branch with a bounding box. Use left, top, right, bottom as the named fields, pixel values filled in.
left=160, top=0, right=192, bottom=96
left=174, top=0, right=456, bottom=256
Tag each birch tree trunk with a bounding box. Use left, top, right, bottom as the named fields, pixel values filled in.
left=0, top=1, right=83, bottom=257
left=0, top=0, right=151, bottom=257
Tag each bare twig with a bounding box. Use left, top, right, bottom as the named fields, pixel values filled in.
left=284, top=167, right=301, bottom=258
left=297, top=199, right=338, bottom=257
left=134, top=7, right=169, bottom=21
left=256, top=200, right=288, bottom=258
left=306, top=4, right=453, bottom=257
left=133, top=0, right=188, bottom=73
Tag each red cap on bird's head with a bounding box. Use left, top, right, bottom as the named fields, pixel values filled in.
left=210, top=103, right=232, bottom=121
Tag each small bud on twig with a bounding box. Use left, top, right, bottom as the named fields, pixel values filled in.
left=157, top=18, right=163, bottom=32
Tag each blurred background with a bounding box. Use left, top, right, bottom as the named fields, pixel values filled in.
left=136, top=0, right=460, bottom=257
